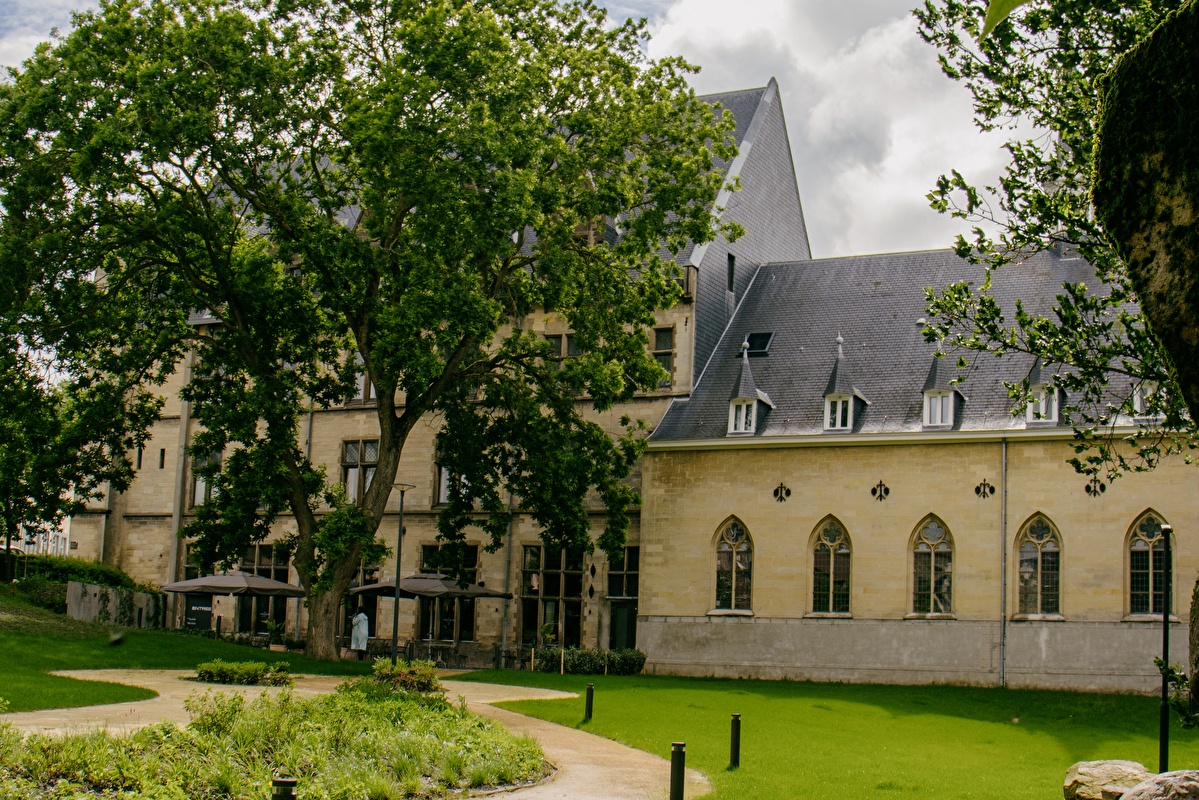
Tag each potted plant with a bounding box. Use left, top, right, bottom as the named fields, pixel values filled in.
left=266, top=620, right=287, bottom=652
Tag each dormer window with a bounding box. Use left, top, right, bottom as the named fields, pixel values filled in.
left=825, top=395, right=852, bottom=430
left=924, top=390, right=954, bottom=427
left=1134, top=381, right=1162, bottom=419
left=745, top=332, right=773, bottom=356
left=729, top=399, right=756, bottom=434
left=1026, top=385, right=1058, bottom=423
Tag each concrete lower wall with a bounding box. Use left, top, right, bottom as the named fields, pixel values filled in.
left=67, top=581, right=167, bottom=628
left=640, top=615, right=1184, bottom=693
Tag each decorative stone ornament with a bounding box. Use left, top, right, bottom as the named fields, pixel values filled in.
left=1086, top=476, right=1107, bottom=497
left=975, top=479, right=996, bottom=498
left=773, top=482, right=791, bottom=502
left=871, top=481, right=889, bottom=501
left=1063, top=760, right=1152, bottom=800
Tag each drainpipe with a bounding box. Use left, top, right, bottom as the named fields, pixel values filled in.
left=999, top=437, right=1009, bottom=688
left=500, top=491, right=515, bottom=667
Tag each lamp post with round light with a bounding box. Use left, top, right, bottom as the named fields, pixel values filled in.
left=390, top=481, right=415, bottom=665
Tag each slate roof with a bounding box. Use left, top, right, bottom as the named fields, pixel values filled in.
left=732, top=342, right=774, bottom=406
left=922, top=355, right=962, bottom=394
left=652, top=248, right=1100, bottom=441
left=822, top=337, right=867, bottom=401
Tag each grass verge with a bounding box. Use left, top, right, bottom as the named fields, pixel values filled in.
left=0, top=594, right=372, bottom=712
left=457, top=669, right=1199, bottom=800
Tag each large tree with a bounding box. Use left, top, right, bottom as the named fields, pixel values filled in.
left=0, top=0, right=738, bottom=657
left=915, top=0, right=1196, bottom=484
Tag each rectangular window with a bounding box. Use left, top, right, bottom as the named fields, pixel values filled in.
left=727, top=253, right=736, bottom=292
left=520, top=545, right=583, bottom=646
left=607, top=546, right=640, bottom=599
left=813, top=549, right=831, bottom=613
left=136, top=448, right=143, bottom=470
left=729, top=400, right=755, bottom=434
left=190, top=454, right=219, bottom=508
left=237, top=543, right=291, bottom=635
left=417, top=544, right=479, bottom=642
left=159, top=449, right=166, bottom=469
left=341, top=440, right=378, bottom=503
left=1026, top=387, right=1058, bottom=423
left=925, top=392, right=954, bottom=426
left=652, top=328, right=674, bottom=388
left=826, top=398, right=851, bottom=430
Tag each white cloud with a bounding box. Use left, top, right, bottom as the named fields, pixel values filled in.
left=647, top=0, right=1011, bottom=257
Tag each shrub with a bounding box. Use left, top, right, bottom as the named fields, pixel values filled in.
left=12, top=576, right=68, bottom=614
left=18, top=555, right=136, bottom=590
left=194, top=659, right=293, bottom=687
left=372, top=658, right=443, bottom=693
left=0, top=689, right=546, bottom=799
left=531, top=646, right=646, bottom=676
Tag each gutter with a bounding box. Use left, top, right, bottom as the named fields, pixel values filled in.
left=648, top=426, right=1096, bottom=451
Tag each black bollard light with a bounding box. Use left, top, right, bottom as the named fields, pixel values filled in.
left=729, top=713, right=741, bottom=769
left=669, top=742, right=686, bottom=800
left=584, top=683, right=594, bottom=722
left=271, top=777, right=298, bottom=800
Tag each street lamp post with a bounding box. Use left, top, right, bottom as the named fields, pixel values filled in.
left=390, top=482, right=415, bottom=665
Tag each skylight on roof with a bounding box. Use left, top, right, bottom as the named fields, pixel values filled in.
left=745, top=332, right=773, bottom=356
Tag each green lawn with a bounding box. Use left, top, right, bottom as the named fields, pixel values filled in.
left=458, top=669, right=1199, bottom=800
left=0, top=594, right=372, bottom=712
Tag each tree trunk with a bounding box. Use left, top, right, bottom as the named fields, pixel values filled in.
left=305, top=590, right=344, bottom=661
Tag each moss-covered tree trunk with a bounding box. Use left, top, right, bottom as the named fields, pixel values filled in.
left=1093, top=0, right=1199, bottom=671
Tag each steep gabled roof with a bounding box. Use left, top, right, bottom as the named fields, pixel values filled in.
left=651, top=248, right=1099, bottom=442
left=823, top=336, right=867, bottom=402
left=732, top=341, right=774, bottom=407
left=922, top=354, right=964, bottom=395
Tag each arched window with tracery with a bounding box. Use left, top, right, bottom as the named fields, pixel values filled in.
left=912, top=517, right=953, bottom=614
left=1016, top=515, right=1061, bottom=615
left=812, top=519, right=851, bottom=613
left=1129, top=512, right=1171, bottom=615
left=715, top=520, right=753, bottom=611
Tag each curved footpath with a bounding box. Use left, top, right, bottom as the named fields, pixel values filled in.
left=4, top=670, right=710, bottom=800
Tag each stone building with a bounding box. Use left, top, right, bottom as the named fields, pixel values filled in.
left=69, top=78, right=1195, bottom=691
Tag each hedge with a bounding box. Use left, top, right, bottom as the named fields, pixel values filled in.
left=194, top=659, right=293, bottom=687
left=532, top=646, right=646, bottom=676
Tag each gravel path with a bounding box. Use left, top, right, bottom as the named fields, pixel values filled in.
left=4, top=670, right=711, bottom=799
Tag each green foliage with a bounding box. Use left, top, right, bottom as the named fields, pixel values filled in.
left=980, top=0, right=1032, bottom=37
left=464, top=670, right=1199, bottom=800
left=11, top=577, right=67, bottom=614
left=19, top=555, right=137, bottom=589
left=0, top=687, right=545, bottom=798
left=532, top=646, right=645, bottom=676
left=0, top=0, right=742, bottom=656
left=916, top=0, right=1197, bottom=484
left=367, top=657, right=443, bottom=694
left=194, top=659, right=293, bottom=686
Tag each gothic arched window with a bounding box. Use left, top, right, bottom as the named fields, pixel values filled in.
left=716, top=520, right=753, bottom=611
left=813, top=519, right=851, bottom=613
left=1016, top=515, right=1061, bottom=615
left=913, top=518, right=953, bottom=615
left=1129, top=512, right=1171, bottom=615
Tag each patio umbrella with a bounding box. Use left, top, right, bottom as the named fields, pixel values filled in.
left=348, top=573, right=511, bottom=600
left=161, top=570, right=307, bottom=597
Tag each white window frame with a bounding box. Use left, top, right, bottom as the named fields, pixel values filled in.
left=824, top=395, right=852, bottom=431
left=1134, top=381, right=1162, bottom=418
left=728, top=400, right=756, bottom=434
left=924, top=390, right=954, bottom=427
left=1026, top=385, right=1058, bottom=423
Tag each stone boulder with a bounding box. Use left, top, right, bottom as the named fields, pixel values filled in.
left=1120, top=771, right=1199, bottom=800
left=1064, top=761, right=1153, bottom=800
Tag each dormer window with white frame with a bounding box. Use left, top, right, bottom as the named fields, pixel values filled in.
left=1134, top=381, right=1162, bottom=419
left=825, top=395, right=852, bottom=431
left=924, top=390, right=954, bottom=427
left=729, top=399, right=756, bottom=434
left=1026, top=385, right=1058, bottom=423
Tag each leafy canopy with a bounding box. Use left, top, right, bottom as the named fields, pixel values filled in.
left=915, top=0, right=1195, bottom=484
left=0, top=0, right=739, bottom=651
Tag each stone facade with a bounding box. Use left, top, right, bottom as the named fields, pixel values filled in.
left=64, top=78, right=1196, bottom=691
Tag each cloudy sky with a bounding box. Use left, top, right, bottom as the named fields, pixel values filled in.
left=0, top=0, right=1009, bottom=259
